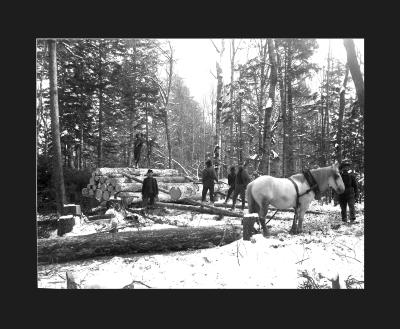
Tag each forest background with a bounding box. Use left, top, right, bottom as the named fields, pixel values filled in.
left=36, top=38, right=364, bottom=212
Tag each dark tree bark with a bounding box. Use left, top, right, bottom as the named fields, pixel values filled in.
left=48, top=40, right=67, bottom=214
left=343, top=39, right=364, bottom=116
left=38, top=225, right=242, bottom=264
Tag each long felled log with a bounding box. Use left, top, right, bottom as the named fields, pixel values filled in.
left=38, top=225, right=242, bottom=264
left=95, top=168, right=179, bottom=177
left=154, top=201, right=242, bottom=217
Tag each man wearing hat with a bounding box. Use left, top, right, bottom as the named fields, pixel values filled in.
left=202, top=159, right=219, bottom=204
left=141, top=169, right=159, bottom=209
left=338, top=160, right=358, bottom=223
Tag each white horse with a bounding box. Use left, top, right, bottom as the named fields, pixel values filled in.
left=246, top=163, right=345, bottom=235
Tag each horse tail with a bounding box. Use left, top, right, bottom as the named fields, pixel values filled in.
left=247, top=182, right=259, bottom=214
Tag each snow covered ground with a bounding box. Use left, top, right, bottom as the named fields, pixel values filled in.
left=37, top=201, right=364, bottom=289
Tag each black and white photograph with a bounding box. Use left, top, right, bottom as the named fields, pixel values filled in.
left=36, top=38, right=364, bottom=289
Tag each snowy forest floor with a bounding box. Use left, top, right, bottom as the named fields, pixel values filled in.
left=37, top=201, right=364, bottom=289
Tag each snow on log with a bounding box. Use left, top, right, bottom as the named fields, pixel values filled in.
left=38, top=225, right=242, bottom=264
left=169, top=184, right=200, bottom=201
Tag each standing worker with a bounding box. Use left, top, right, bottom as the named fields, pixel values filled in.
left=231, top=163, right=251, bottom=211
left=223, top=166, right=236, bottom=205
left=133, top=133, right=145, bottom=168
left=141, top=169, right=159, bottom=210
left=201, top=159, right=218, bottom=205
left=337, top=160, right=358, bottom=223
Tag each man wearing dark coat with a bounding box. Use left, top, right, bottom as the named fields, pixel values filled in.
left=141, top=169, right=159, bottom=209
left=223, top=166, right=236, bottom=204
left=231, top=163, right=251, bottom=211
left=338, top=160, right=358, bottom=223
left=201, top=159, right=218, bottom=204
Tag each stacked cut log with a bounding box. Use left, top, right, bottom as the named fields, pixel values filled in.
left=82, top=167, right=205, bottom=204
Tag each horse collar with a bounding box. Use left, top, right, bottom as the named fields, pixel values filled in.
left=287, top=170, right=321, bottom=210
left=302, top=169, right=321, bottom=199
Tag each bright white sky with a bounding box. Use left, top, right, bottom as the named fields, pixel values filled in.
left=167, top=38, right=364, bottom=105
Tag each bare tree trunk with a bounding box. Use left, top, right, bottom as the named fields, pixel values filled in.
left=337, top=65, right=349, bottom=163
left=276, top=50, right=286, bottom=177
left=145, top=102, right=150, bottom=168
left=324, top=42, right=331, bottom=167
left=97, top=41, right=104, bottom=168
left=214, top=40, right=224, bottom=174
left=48, top=40, right=67, bottom=214
left=286, top=41, right=295, bottom=176
left=343, top=39, right=364, bottom=116
left=261, top=39, right=278, bottom=174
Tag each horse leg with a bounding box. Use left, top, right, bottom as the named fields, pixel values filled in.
left=289, top=207, right=299, bottom=234
left=297, top=204, right=310, bottom=233
left=258, top=202, right=269, bottom=237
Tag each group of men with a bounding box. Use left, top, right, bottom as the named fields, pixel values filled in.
left=201, top=160, right=251, bottom=211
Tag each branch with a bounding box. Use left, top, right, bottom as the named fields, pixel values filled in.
left=61, top=42, right=84, bottom=59
left=210, top=39, right=220, bottom=53
left=153, top=149, right=192, bottom=177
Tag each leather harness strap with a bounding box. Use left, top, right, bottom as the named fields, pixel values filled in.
left=288, top=178, right=300, bottom=209
left=287, top=170, right=320, bottom=210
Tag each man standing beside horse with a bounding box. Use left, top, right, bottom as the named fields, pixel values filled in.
left=231, top=163, right=251, bottom=211
left=337, top=160, right=358, bottom=223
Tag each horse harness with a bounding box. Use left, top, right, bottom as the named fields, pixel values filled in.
left=263, top=170, right=321, bottom=227
left=287, top=170, right=321, bottom=210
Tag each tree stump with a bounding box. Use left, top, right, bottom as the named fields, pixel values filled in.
left=57, top=215, right=75, bottom=236
left=242, top=214, right=258, bottom=241
left=62, top=204, right=81, bottom=216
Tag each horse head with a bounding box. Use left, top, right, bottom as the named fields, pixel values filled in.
left=328, top=162, right=345, bottom=194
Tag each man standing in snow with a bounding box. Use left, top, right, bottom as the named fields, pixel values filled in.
left=201, top=159, right=218, bottom=205
left=223, top=166, right=236, bottom=204
left=231, top=163, right=251, bottom=211
left=338, top=160, right=358, bottom=223
left=141, top=169, right=159, bottom=210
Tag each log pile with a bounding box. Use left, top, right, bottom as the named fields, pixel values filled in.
left=81, top=167, right=201, bottom=204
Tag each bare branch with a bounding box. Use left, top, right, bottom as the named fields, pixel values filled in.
left=60, top=42, right=84, bottom=59
left=210, top=39, right=220, bottom=53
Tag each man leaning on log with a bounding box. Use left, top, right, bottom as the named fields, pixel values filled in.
left=142, top=169, right=159, bottom=210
